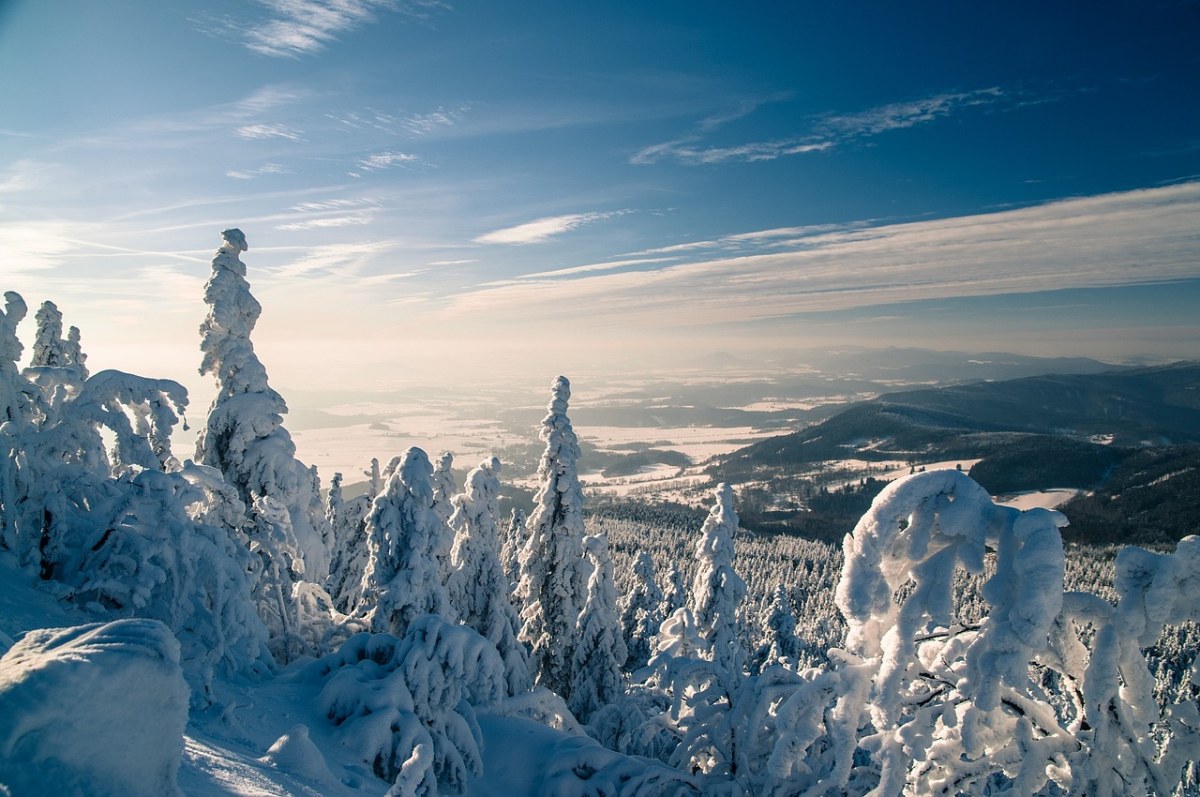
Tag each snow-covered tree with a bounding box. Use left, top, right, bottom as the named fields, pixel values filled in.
left=195, top=228, right=331, bottom=581
left=431, top=451, right=456, bottom=526
left=246, top=494, right=308, bottom=663
left=690, top=482, right=747, bottom=691
left=754, top=583, right=800, bottom=670
left=500, top=506, right=525, bottom=587
left=662, top=563, right=687, bottom=617
left=431, top=451, right=456, bottom=584
left=445, top=457, right=530, bottom=696
left=327, top=464, right=381, bottom=613
left=619, top=550, right=663, bottom=672
left=310, top=616, right=507, bottom=795
left=0, top=292, right=37, bottom=427
left=569, top=534, right=627, bottom=723
left=360, top=447, right=450, bottom=637
left=516, top=375, right=589, bottom=700
left=761, top=469, right=1200, bottom=797
left=29, top=301, right=85, bottom=375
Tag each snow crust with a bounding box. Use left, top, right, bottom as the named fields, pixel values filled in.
left=0, top=619, right=188, bottom=797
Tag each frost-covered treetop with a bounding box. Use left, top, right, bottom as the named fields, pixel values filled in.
left=538, top=375, right=581, bottom=494
left=1, top=292, right=27, bottom=365
left=548, top=374, right=570, bottom=416
left=198, top=230, right=266, bottom=394
left=695, top=482, right=739, bottom=569
left=221, top=227, right=248, bottom=254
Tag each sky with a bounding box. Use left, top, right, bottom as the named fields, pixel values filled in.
left=1, top=0, right=1199, bottom=399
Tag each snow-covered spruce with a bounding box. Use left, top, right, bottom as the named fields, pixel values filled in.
left=360, top=447, right=451, bottom=638
left=195, top=228, right=332, bottom=582
left=753, top=583, right=801, bottom=671
left=516, top=375, right=589, bottom=701
left=662, top=562, right=687, bottom=618
left=568, top=533, right=627, bottom=724
left=445, top=456, right=531, bottom=696
left=30, top=300, right=86, bottom=378
left=626, top=485, right=753, bottom=783
left=0, top=619, right=189, bottom=797
left=326, top=465, right=378, bottom=614
left=307, top=616, right=506, bottom=795
left=500, top=505, right=526, bottom=588
left=619, top=549, right=664, bottom=673
left=690, top=482, right=748, bottom=693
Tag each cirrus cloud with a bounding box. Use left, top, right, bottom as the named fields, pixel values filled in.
left=473, top=210, right=631, bottom=245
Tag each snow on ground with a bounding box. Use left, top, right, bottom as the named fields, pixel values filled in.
left=581, top=424, right=773, bottom=461
left=880, top=459, right=982, bottom=479
left=0, top=549, right=670, bottom=797
left=292, top=419, right=529, bottom=482
left=994, top=488, right=1085, bottom=511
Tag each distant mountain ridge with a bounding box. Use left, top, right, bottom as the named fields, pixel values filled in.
left=718, top=361, right=1200, bottom=477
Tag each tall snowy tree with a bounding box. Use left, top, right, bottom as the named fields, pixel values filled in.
left=446, top=457, right=530, bottom=696
left=431, top=451, right=456, bottom=526
left=195, top=228, right=332, bottom=581
left=690, top=483, right=748, bottom=691
left=431, top=451, right=457, bottom=583
left=568, top=533, right=627, bottom=723
left=516, top=375, right=588, bottom=700
left=327, top=470, right=377, bottom=614
left=619, top=550, right=664, bottom=672
left=500, top=506, right=526, bottom=587
left=360, top=447, right=450, bottom=637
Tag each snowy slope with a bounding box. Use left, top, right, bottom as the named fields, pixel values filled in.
left=0, top=552, right=499, bottom=796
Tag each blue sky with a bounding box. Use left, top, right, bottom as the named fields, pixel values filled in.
left=1, top=0, right=1198, bottom=393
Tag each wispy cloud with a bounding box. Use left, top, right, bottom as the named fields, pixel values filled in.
left=629, top=223, right=870, bottom=256
left=226, top=163, right=288, bottom=180
left=819, top=88, right=1002, bottom=137
left=236, top=123, right=304, bottom=141
left=401, top=106, right=468, bottom=136
left=474, top=210, right=631, bottom=245
left=266, top=241, right=396, bottom=278
left=355, top=150, right=421, bottom=172
left=0, top=221, right=84, bottom=273
left=0, top=160, right=58, bottom=194
left=633, top=88, right=1006, bottom=165
left=441, top=182, right=1200, bottom=326
left=276, top=196, right=381, bottom=230
left=631, top=138, right=831, bottom=165
left=212, top=0, right=449, bottom=59
left=276, top=215, right=374, bottom=231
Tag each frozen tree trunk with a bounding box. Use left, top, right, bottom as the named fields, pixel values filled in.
left=516, top=375, right=588, bottom=701
left=195, top=228, right=332, bottom=581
